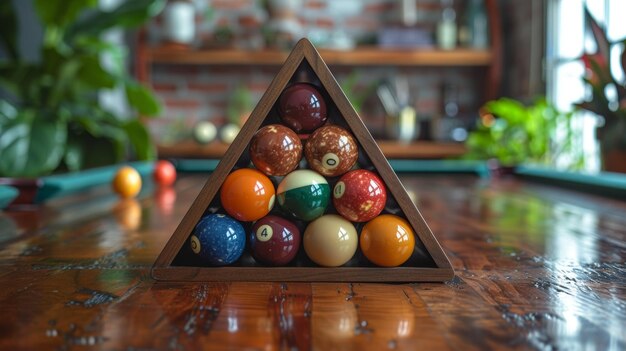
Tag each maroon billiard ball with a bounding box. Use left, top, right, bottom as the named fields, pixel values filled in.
left=333, top=170, right=387, bottom=222
left=249, top=215, right=301, bottom=266
left=279, top=83, right=327, bottom=132
left=249, top=124, right=302, bottom=176
left=305, top=125, right=358, bottom=177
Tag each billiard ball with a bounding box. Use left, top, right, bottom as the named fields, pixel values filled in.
left=153, top=160, right=177, bottom=186
left=279, top=83, right=327, bottom=132
left=193, top=121, right=217, bottom=144
left=220, top=168, right=275, bottom=221
left=305, top=125, right=358, bottom=177
left=112, top=166, right=142, bottom=198
left=277, top=169, right=330, bottom=221
left=360, top=214, right=415, bottom=267
left=249, top=215, right=301, bottom=266
left=333, top=170, right=386, bottom=222
left=220, top=123, right=240, bottom=144
left=303, top=214, right=357, bottom=267
left=250, top=124, right=302, bottom=176
left=190, top=214, right=245, bottom=266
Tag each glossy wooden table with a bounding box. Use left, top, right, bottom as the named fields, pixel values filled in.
left=0, top=174, right=624, bottom=350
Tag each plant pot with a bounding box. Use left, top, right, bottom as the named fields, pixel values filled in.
left=601, top=148, right=626, bottom=173
left=0, top=178, right=43, bottom=208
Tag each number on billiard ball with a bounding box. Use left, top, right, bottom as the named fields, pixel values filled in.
left=333, top=170, right=386, bottom=222
left=249, top=215, right=301, bottom=266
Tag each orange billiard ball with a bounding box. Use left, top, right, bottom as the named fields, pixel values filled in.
left=112, top=166, right=142, bottom=198
left=220, top=168, right=275, bottom=221
left=360, top=215, right=415, bottom=267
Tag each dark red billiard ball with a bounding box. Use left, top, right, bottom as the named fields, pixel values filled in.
left=279, top=83, right=327, bottom=133
left=333, top=170, right=387, bottom=222
left=249, top=215, right=301, bottom=266
left=153, top=160, right=177, bottom=186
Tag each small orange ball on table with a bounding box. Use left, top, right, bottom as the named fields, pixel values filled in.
left=112, top=166, right=142, bottom=198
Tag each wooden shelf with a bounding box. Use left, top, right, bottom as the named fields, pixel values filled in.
left=157, top=140, right=466, bottom=160
left=147, top=46, right=492, bottom=67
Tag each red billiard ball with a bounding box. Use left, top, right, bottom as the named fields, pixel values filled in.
left=249, top=215, right=301, bottom=266
left=333, top=170, right=386, bottom=222
left=153, top=160, right=177, bottom=186
left=279, top=83, right=327, bottom=132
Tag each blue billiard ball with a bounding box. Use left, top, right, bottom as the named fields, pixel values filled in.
left=190, top=214, right=245, bottom=266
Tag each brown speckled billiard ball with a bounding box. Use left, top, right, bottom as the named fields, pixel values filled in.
left=250, top=124, right=302, bottom=176
left=279, top=83, right=327, bottom=132
left=305, top=125, right=358, bottom=177
left=249, top=215, right=301, bottom=266
left=333, top=170, right=386, bottom=222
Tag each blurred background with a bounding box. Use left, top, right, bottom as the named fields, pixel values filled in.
left=1, top=0, right=626, bottom=179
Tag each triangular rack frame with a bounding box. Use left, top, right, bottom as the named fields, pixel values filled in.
left=152, top=38, right=454, bottom=282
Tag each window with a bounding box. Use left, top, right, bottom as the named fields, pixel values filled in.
left=547, top=0, right=626, bottom=171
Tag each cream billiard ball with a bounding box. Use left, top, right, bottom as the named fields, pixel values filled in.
left=303, top=214, right=358, bottom=267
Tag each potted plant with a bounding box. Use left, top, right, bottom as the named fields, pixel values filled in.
left=575, top=8, right=626, bottom=173
left=465, top=97, right=584, bottom=174
left=0, top=0, right=164, bottom=200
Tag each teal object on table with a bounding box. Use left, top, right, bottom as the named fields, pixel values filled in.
left=515, top=165, right=626, bottom=198
left=35, top=161, right=155, bottom=203
left=172, top=159, right=489, bottom=177
left=0, top=185, right=19, bottom=210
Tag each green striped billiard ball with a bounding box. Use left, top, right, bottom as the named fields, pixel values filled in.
left=277, top=170, right=330, bottom=221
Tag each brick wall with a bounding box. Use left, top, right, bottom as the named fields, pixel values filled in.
left=144, top=0, right=496, bottom=143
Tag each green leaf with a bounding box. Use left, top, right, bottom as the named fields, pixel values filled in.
left=0, top=1, right=19, bottom=60
left=0, top=111, right=67, bottom=177
left=63, top=134, right=84, bottom=172
left=125, top=81, right=161, bottom=116
left=34, top=0, right=97, bottom=28
left=123, top=119, right=155, bottom=160
left=0, top=100, right=17, bottom=125
left=66, top=0, right=166, bottom=40
left=78, top=56, right=116, bottom=89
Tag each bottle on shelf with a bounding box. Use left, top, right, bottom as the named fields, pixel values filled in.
left=437, top=0, right=457, bottom=50
left=463, top=0, right=489, bottom=49
left=432, top=82, right=467, bottom=142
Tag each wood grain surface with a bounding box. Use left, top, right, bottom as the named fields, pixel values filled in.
left=0, top=174, right=624, bottom=350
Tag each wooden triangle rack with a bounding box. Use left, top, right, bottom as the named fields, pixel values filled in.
left=152, top=38, right=454, bottom=282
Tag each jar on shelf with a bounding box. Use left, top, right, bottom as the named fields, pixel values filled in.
left=163, top=0, right=196, bottom=46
